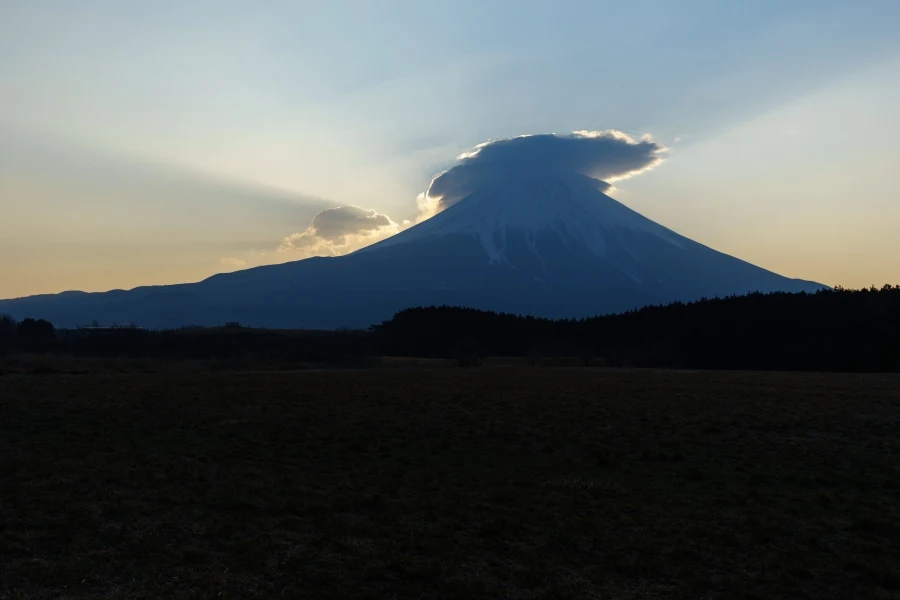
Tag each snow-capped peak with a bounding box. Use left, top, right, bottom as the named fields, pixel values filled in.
left=367, top=172, right=682, bottom=264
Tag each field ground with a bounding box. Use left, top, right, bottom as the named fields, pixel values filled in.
left=0, top=355, right=587, bottom=375
left=2, top=368, right=899, bottom=599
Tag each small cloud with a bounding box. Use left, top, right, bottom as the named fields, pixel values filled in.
left=278, top=205, right=400, bottom=258
left=417, top=130, right=667, bottom=220
left=219, top=257, right=247, bottom=268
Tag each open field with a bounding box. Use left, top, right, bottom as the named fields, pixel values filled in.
left=2, top=368, right=899, bottom=599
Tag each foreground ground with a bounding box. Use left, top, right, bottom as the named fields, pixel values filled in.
left=2, top=368, right=899, bottom=599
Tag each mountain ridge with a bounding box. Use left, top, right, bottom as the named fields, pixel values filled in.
left=0, top=177, right=825, bottom=328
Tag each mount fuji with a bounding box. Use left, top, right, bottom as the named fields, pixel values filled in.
left=0, top=169, right=823, bottom=329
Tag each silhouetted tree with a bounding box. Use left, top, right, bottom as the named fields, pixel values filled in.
left=0, top=314, right=16, bottom=356
left=372, top=286, right=900, bottom=372
left=14, top=318, right=56, bottom=353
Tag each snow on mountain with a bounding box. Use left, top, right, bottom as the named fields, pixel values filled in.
left=367, top=172, right=682, bottom=267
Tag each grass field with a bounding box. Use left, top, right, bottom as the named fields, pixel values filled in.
left=2, top=368, right=899, bottom=599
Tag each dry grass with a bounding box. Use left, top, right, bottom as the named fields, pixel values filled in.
left=2, top=368, right=899, bottom=599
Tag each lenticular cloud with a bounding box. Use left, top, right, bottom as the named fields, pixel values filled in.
left=418, top=130, right=666, bottom=218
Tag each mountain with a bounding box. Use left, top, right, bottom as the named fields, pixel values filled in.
left=0, top=172, right=824, bottom=328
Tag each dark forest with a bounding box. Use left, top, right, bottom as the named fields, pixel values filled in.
left=2, top=285, right=899, bottom=372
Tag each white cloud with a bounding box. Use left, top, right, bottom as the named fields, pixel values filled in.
left=277, top=205, right=400, bottom=258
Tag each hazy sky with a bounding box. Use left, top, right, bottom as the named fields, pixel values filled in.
left=2, top=0, right=899, bottom=297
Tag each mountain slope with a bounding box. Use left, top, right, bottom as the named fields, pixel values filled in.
left=0, top=173, right=824, bottom=328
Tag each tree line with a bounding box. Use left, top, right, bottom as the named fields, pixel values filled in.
left=372, top=286, right=900, bottom=372
left=2, top=285, right=899, bottom=372
left=0, top=319, right=376, bottom=366
left=0, top=316, right=57, bottom=355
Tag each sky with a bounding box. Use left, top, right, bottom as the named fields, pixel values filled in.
left=2, top=0, right=899, bottom=298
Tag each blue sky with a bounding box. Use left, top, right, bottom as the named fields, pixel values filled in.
left=2, top=0, right=899, bottom=296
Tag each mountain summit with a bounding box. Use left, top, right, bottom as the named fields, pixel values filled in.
left=0, top=169, right=823, bottom=329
